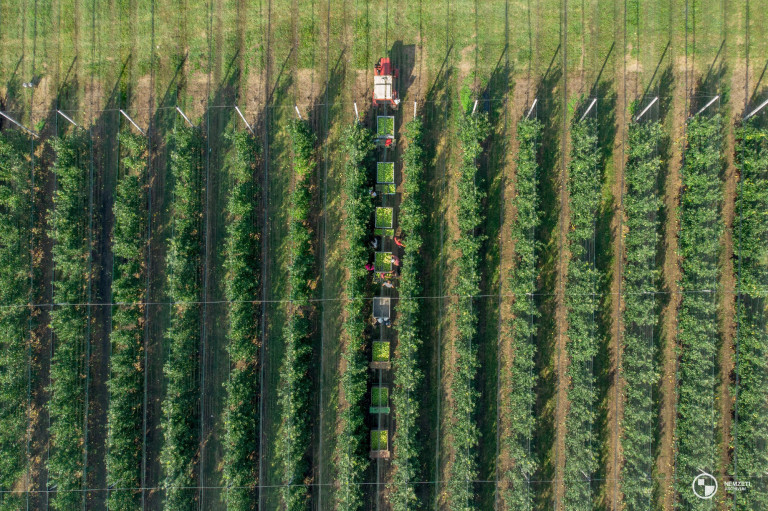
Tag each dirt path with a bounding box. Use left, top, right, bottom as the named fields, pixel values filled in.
left=494, top=76, right=535, bottom=511
left=198, top=0, right=243, bottom=506
left=315, top=0, right=353, bottom=507
left=657, top=58, right=686, bottom=511
left=715, top=45, right=749, bottom=510
left=606, top=29, right=630, bottom=510
left=23, top=6, right=61, bottom=506
left=28, top=112, right=58, bottom=511
left=83, top=2, right=128, bottom=506
left=552, top=10, right=573, bottom=504
left=258, top=0, right=303, bottom=506
left=435, top=117, right=461, bottom=511
left=142, top=3, right=193, bottom=504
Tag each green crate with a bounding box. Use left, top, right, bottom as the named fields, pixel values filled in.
left=374, top=251, right=392, bottom=272
left=375, top=207, right=393, bottom=228
left=377, top=162, right=395, bottom=183
left=371, top=429, right=388, bottom=450
left=372, top=341, right=390, bottom=362
left=374, top=228, right=395, bottom=237
left=371, top=386, right=389, bottom=407
left=375, top=183, right=396, bottom=195
left=377, top=116, right=395, bottom=137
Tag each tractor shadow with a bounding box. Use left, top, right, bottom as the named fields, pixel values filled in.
left=474, top=44, right=514, bottom=509
left=591, top=78, right=617, bottom=511
left=392, top=40, right=417, bottom=105
left=416, top=47, right=453, bottom=507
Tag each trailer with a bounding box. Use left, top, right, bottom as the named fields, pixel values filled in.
left=373, top=296, right=391, bottom=319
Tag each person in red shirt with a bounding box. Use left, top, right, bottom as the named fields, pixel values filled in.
left=394, top=236, right=405, bottom=248
left=385, top=138, right=393, bottom=148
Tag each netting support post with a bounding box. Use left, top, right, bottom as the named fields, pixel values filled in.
left=57, top=109, right=79, bottom=127
left=634, top=96, right=659, bottom=122
left=234, top=106, right=254, bottom=134
left=120, top=110, right=146, bottom=135
left=744, top=97, right=768, bottom=120
left=176, top=106, right=193, bottom=126
left=0, top=111, right=38, bottom=138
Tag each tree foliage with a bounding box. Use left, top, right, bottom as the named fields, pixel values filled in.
left=620, top=119, right=663, bottom=509
left=275, top=119, right=317, bottom=510
left=389, top=118, right=426, bottom=511
left=0, top=132, right=31, bottom=510
left=160, top=125, right=205, bottom=510
left=221, top=131, right=262, bottom=510
left=334, top=122, right=374, bottom=510
left=563, top=117, right=601, bottom=510
left=674, top=113, right=723, bottom=509
left=732, top=121, right=768, bottom=510
left=106, top=132, right=148, bottom=510
left=444, top=111, right=490, bottom=510
left=500, top=118, right=541, bottom=510
left=48, top=131, right=91, bottom=510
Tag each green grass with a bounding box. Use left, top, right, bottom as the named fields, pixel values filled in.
left=377, top=162, right=395, bottom=183
left=372, top=342, right=390, bottom=362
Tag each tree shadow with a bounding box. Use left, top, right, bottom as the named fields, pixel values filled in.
left=747, top=60, right=768, bottom=110
left=392, top=40, right=417, bottom=104
left=0, top=55, right=24, bottom=119
left=531, top=54, right=562, bottom=510
left=416, top=57, right=453, bottom=507
left=473, top=43, right=514, bottom=508
left=591, top=78, right=617, bottom=510
left=650, top=67, right=675, bottom=511
left=689, top=56, right=728, bottom=117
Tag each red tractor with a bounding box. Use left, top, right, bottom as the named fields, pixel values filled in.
left=372, top=57, right=400, bottom=109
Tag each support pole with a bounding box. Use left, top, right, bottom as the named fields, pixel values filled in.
left=176, top=106, right=193, bottom=126
left=526, top=98, right=538, bottom=119
left=472, top=99, right=478, bottom=115
left=580, top=98, right=597, bottom=121
left=744, top=97, right=768, bottom=120
left=120, top=110, right=146, bottom=135
left=694, top=95, right=720, bottom=117
left=634, top=96, right=659, bottom=122
left=234, top=106, right=254, bottom=133
left=57, top=110, right=79, bottom=127
left=294, top=105, right=302, bottom=119
left=414, top=101, right=418, bottom=119
left=0, top=111, right=38, bottom=138
left=354, top=102, right=359, bottom=122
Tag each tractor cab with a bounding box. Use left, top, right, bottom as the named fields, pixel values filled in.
left=372, top=57, right=400, bottom=108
